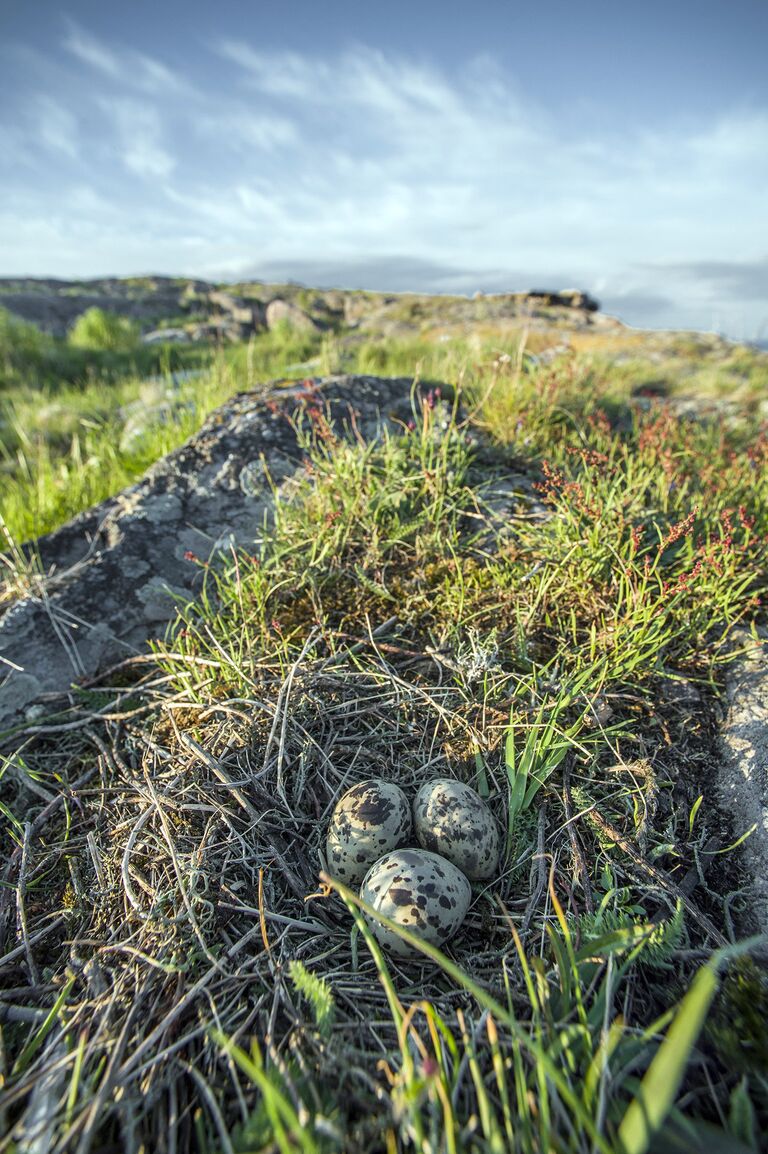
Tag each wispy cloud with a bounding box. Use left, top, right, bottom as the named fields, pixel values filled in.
left=195, top=110, right=299, bottom=152
left=217, top=41, right=485, bottom=121
left=104, top=99, right=175, bottom=179
left=63, top=23, right=121, bottom=79
left=36, top=96, right=79, bottom=159
left=216, top=42, right=331, bottom=100
left=1, top=29, right=767, bottom=335
left=65, top=184, right=112, bottom=215
left=211, top=40, right=767, bottom=262
left=63, top=21, right=191, bottom=95
left=0, top=124, right=34, bottom=168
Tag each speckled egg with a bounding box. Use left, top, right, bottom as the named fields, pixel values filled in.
left=325, top=779, right=412, bottom=886
left=413, top=778, right=501, bottom=881
left=360, top=848, right=472, bottom=957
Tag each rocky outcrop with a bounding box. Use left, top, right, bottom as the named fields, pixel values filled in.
left=142, top=327, right=191, bottom=345
left=187, top=321, right=250, bottom=343
left=265, top=299, right=320, bottom=333
left=0, top=375, right=447, bottom=731
left=527, top=289, right=599, bottom=311
left=208, top=289, right=266, bottom=330
left=193, top=289, right=268, bottom=341
left=0, top=278, right=188, bottom=337
left=718, top=630, right=768, bottom=935
left=0, top=277, right=601, bottom=343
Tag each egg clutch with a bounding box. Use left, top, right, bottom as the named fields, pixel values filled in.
left=325, top=778, right=501, bottom=957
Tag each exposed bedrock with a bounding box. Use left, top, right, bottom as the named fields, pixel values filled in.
left=718, top=630, right=768, bottom=936
left=0, top=375, right=445, bottom=729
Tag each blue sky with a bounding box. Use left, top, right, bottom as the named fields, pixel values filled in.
left=0, top=0, right=766, bottom=339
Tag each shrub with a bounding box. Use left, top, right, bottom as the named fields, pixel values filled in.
left=0, top=307, right=50, bottom=385
left=68, top=307, right=140, bottom=352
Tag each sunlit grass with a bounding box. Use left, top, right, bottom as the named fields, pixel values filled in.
left=0, top=326, right=325, bottom=543
left=2, top=308, right=768, bottom=1151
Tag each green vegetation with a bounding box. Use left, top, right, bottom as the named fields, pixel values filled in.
left=0, top=321, right=324, bottom=544
left=0, top=306, right=82, bottom=390
left=0, top=304, right=206, bottom=392
left=1, top=301, right=768, bottom=1152
left=68, top=307, right=141, bottom=353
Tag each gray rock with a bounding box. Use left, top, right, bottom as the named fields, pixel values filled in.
left=527, top=289, right=599, bottom=311
left=208, top=289, right=265, bottom=330
left=0, top=375, right=447, bottom=731
left=180, top=280, right=210, bottom=306
left=265, top=299, right=319, bottom=334
left=188, top=321, right=247, bottom=343
left=0, top=277, right=191, bottom=337
left=136, top=575, right=192, bottom=622
left=717, top=629, right=768, bottom=935
left=142, top=328, right=191, bottom=345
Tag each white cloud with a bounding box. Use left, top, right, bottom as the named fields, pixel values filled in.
left=195, top=110, right=299, bottom=152
left=63, top=24, right=121, bottom=79
left=36, top=96, right=79, bottom=159
left=133, top=53, right=190, bottom=95
left=218, top=41, right=468, bottom=119
left=217, top=42, right=330, bottom=99
left=0, top=124, right=34, bottom=168
left=104, top=100, right=175, bottom=179
left=2, top=32, right=767, bottom=335
left=63, top=21, right=190, bottom=95
left=65, top=184, right=112, bottom=214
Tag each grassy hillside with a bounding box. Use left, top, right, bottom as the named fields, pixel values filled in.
left=1, top=293, right=768, bottom=1152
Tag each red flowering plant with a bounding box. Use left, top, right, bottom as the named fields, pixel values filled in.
left=517, top=396, right=768, bottom=684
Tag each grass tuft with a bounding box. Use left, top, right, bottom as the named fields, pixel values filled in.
left=2, top=317, right=768, bottom=1151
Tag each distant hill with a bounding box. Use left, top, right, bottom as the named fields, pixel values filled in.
left=0, top=275, right=600, bottom=341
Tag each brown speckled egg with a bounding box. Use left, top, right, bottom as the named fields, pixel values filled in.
left=413, top=778, right=500, bottom=881
left=360, top=848, right=472, bottom=957
left=325, top=779, right=412, bottom=885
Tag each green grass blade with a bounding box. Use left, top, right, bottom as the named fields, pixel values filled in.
left=617, top=962, right=719, bottom=1154
left=324, top=871, right=617, bottom=1154
left=12, top=974, right=75, bottom=1076
left=210, top=1030, right=320, bottom=1154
